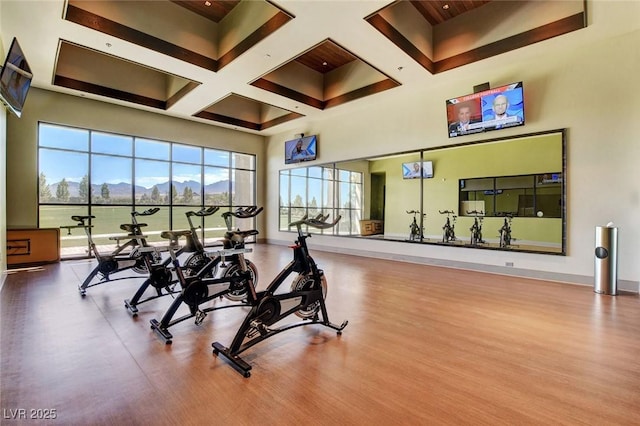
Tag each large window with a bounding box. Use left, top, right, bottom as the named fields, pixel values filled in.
left=38, top=123, right=256, bottom=257
left=279, top=165, right=362, bottom=234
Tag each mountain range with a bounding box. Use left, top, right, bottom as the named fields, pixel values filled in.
left=47, top=179, right=232, bottom=198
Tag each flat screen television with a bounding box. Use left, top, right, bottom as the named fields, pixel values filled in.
left=446, top=82, right=524, bottom=138
left=402, top=161, right=433, bottom=179
left=0, top=37, right=33, bottom=118
left=284, top=135, right=317, bottom=164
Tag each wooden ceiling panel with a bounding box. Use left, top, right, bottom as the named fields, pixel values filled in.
left=169, top=0, right=240, bottom=22
left=295, top=40, right=357, bottom=74
left=410, top=0, right=491, bottom=25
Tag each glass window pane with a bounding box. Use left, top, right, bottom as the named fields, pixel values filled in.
left=290, top=176, right=307, bottom=207
left=323, top=167, right=334, bottom=180
left=339, top=181, right=350, bottom=208
left=131, top=206, right=169, bottom=244
left=204, top=149, right=229, bottom=167
left=91, top=155, right=132, bottom=204
left=173, top=144, right=201, bottom=164
left=308, top=166, right=322, bottom=179
left=203, top=208, right=229, bottom=243
left=232, top=169, right=255, bottom=207
left=92, top=132, right=133, bottom=156
left=339, top=170, right=350, bottom=182
left=280, top=173, right=289, bottom=207
left=39, top=123, right=88, bottom=151
left=172, top=163, right=201, bottom=206
left=135, top=159, right=170, bottom=205
left=291, top=168, right=306, bottom=177
left=204, top=166, right=230, bottom=206
left=279, top=207, right=290, bottom=231
left=90, top=206, right=137, bottom=250
left=41, top=205, right=89, bottom=256
left=323, top=179, right=334, bottom=209
left=136, top=138, right=170, bottom=160
left=232, top=152, right=255, bottom=170
left=39, top=149, right=89, bottom=204
left=308, top=178, right=322, bottom=211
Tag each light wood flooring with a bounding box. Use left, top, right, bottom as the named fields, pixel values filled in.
left=1, top=243, right=639, bottom=425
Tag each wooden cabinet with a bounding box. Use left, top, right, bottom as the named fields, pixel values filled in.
left=6, top=228, right=60, bottom=267
left=359, top=220, right=384, bottom=236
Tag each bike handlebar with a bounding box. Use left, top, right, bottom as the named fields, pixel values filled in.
left=466, top=210, right=484, bottom=215
left=439, top=210, right=455, bottom=215
left=222, top=206, right=264, bottom=219
left=186, top=206, right=219, bottom=217
left=132, top=207, right=160, bottom=217
left=289, top=214, right=341, bottom=230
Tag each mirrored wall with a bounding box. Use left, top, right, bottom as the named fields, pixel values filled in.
left=280, top=129, right=566, bottom=255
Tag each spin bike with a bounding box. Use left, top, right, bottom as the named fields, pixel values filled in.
left=498, top=214, right=515, bottom=248
left=124, top=206, right=221, bottom=315
left=439, top=210, right=457, bottom=243
left=149, top=207, right=263, bottom=343
left=212, top=213, right=348, bottom=378
left=61, top=208, right=162, bottom=296
left=407, top=210, right=425, bottom=241
left=467, top=210, right=485, bottom=245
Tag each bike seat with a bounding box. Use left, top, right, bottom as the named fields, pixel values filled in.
left=225, top=229, right=259, bottom=239
left=160, top=230, right=193, bottom=240
left=71, top=215, right=95, bottom=222
left=120, top=223, right=147, bottom=233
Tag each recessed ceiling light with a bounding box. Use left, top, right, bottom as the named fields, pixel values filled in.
left=204, top=1, right=212, bottom=6
left=442, top=4, right=450, bottom=10
left=322, top=61, right=328, bottom=66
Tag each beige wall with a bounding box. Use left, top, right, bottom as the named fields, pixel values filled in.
left=5, top=88, right=267, bottom=231
left=265, top=8, right=640, bottom=290
left=0, top=34, right=6, bottom=283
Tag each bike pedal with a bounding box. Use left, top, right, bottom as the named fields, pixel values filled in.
left=194, top=310, right=207, bottom=326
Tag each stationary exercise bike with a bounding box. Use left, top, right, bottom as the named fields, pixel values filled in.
left=407, top=209, right=425, bottom=241
left=149, top=207, right=263, bottom=343
left=498, top=214, right=515, bottom=248
left=467, top=210, right=485, bottom=245
left=124, top=206, right=221, bottom=315
left=439, top=210, right=457, bottom=243
left=212, top=213, right=348, bottom=378
left=61, top=208, right=162, bottom=296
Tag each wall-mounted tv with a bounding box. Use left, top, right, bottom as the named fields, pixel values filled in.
left=285, top=135, right=317, bottom=164
left=402, top=161, right=433, bottom=179
left=0, top=37, right=33, bottom=118
left=446, top=82, right=524, bottom=138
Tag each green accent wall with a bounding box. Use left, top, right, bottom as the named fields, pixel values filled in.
left=369, top=132, right=563, bottom=246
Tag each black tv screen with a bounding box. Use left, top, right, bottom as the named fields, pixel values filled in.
left=402, top=161, right=433, bottom=179
left=446, top=82, right=524, bottom=138
left=0, top=37, right=33, bottom=118
left=285, top=135, right=317, bottom=164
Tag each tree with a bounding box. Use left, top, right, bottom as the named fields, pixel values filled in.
left=79, top=175, right=89, bottom=203
left=56, top=178, right=70, bottom=202
left=151, top=185, right=160, bottom=203
left=39, top=172, right=52, bottom=202
left=171, top=184, right=178, bottom=202
left=183, top=186, right=193, bottom=203
left=101, top=183, right=110, bottom=201
left=139, top=193, right=150, bottom=204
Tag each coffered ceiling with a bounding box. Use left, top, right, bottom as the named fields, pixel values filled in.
left=1, top=0, right=587, bottom=135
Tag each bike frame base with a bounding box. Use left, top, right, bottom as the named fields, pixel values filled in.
left=212, top=317, right=348, bottom=378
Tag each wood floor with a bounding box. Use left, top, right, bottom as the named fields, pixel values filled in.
left=2, top=243, right=639, bottom=425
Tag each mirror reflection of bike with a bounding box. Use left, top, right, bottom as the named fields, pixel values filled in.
left=439, top=210, right=457, bottom=243
left=467, top=210, right=485, bottom=245
left=498, top=214, right=515, bottom=248
left=406, top=209, right=425, bottom=241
